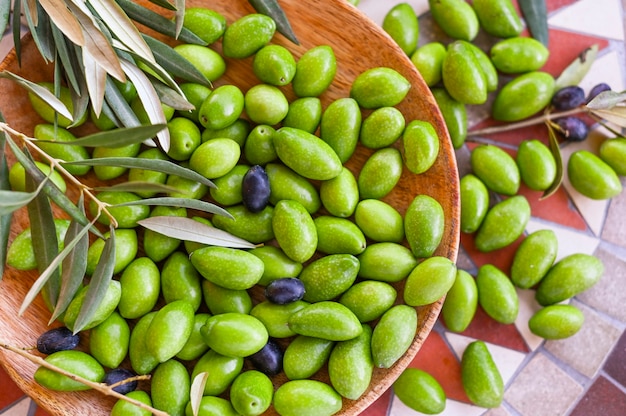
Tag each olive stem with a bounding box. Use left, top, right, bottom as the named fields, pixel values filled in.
left=0, top=342, right=167, bottom=416
left=467, top=107, right=588, bottom=137
left=0, top=122, right=118, bottom=228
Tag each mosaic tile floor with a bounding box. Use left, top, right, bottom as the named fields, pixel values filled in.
left=1, top=1, right=626, bottom=415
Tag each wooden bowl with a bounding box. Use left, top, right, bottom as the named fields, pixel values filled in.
left=0, top=0, right=460, bottom=415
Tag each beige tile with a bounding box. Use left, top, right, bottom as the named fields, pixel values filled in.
left=484, top=406, right=512, bottom=416
left=577, top=246, right=626, bottom=321
left=544, top=300, right=622, bottom=378
left=601, top=179, right=626, bottom=248
left=2, top=397, right=32, bottom=416
left=505, top=353, right=583, bottom=416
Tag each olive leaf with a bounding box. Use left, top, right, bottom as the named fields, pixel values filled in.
left=586, top=90, right=626, bottom=110
left=49, top=196, right=92, bottom=324
left=117, top=0, right=207, bottom=45
left=25, top=165, right=61, bottom=308
left=518, top=0, right=549, bottom=47
left=82, top=50, right=108, bottom=117
left=31, top=2, right=56, bottom=63
left=104, top=77, right=142, bottom=129
left=555, top=44, right=598, bottom=90
left=150, top=79, right=195, bottom=112
left=22, top=0, right=54, bottom=63
left=0, top=113, right=11, bottom=278
left=0, top=182, right=50, bottom=217
left=540, top=122, right=564, bottom=200
left=89, top=0, right=156, bottom=65
left=36, top=124, right=166, bottom=148
left=72, top=225, right=116, bottom=334
left=116, top=197, right=231, bottom=218
left=589, top=107, right=626, bottom=128
left=174, top=0, right=186, bottom=39
left=65, top=157, right=215, bottom=188
left=93, top=181, right=181, bottom=194
left=120, top=58, right=170, bottom=152
left=51, top=24, right=81, bottom=95
left=12, top=0, right=22, bottom=63
left=138, top=216, right=256, bottom=249
left=37, top=0, right=85, bottom=47
left=142, top=34, right=211, bottom=87
left=190, top=372, right=209, bottom=416
left=249, top=0, right=299, bottom=45
left=0, top=71, right=73, bottom=121
left=147, top=0, right=178, bottom=11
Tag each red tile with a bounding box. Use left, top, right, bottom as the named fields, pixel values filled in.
left=34, top=405, right=53, bottom=416
left=604, top=330, right=626, bottom=388
left=460, top=231, right=521, bottom=273
left=0, top=365, right=26, bottom=409
left=519, top=183, right=588, bottom=230
left=460, top=307, right=530, bottom=353
left=570, top=376, right=626, bottom=416
left=542, top=30, right=610, bottom=77
left=411, top=331, right=470, bottom=403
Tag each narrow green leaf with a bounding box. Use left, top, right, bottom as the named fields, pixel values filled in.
left=138, top=216, right=256, bottom=249
left=64, top=157, right=215, bottom=188
left=150, top=79, right=195, bottom=112
left=142, top=34, right=210, bottom=87
left=22, top=0, right=54, bottom=62
left=104, top=76, right=142, bottom=128
left=49, top=199, right=93, bottom=324
left=555, top=45, right=598, bottom=90
left=540, top=123, right=564, bottom=200
left=0, top=114, right=12, bottom=278
left=248, top=0, right=299, bottom=45
left=82, top=50, right=108, bottom=117
left=5, top=137, right=101, bottom=238
left=519, top=0, right=549, bottom=47
left=120, top=58, right=170, bottom=152
left=117, top=197, right=231, bottom=218
left=51, top=25, right=81, bottom=94
left=590, top=107, right=626, bottom=128
left=117, top=0, right=208, bottom=45
left=0, top=71, right=73, bottom=121
left=147, top=0, right=177, bottom=10
left=586, top=90, right=626, bottom=110
left=94, top=181, right=181, bottom=194
left=0, top=0, right=10, bottom=37
left=25, top=165, right=61, bottom=307
left=66, top=58, right=91, bottom=129
left=174, top=0, right=186, bottom=39
left=72, top=226, right=116, bottom=333
left=89, top=0, right=156, bottom=64
left=36, top=124, right=166, bottom=148
left=33, top=2, right=56, bottom=62
left=0, top=185, right=49, bottom=217
left=12, top=0, right=22, bottom=64
left=190, top=372, right=209, bottom=416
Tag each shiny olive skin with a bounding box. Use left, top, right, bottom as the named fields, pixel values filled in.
left=151, top=359, right=191, bottom=416
left=393, top=368, right=446, bottom=414
left=273, top=380, right=342, bottom=416
left=249, top=338, right=284, bottom=376
left=492, top=71, right=555, bottom=121
left=490, top=37, right=549, bottom=74
left=350, top=67, right=410, bottom=109
left=470, top=144, right=520, bottom=196
left=242, top=165, right=271, bottom=213
left=432, top=87, right=467, bottom=149
left=37, top=327, right=80, bottom=355
left=103, top=368, right=138, bottom=395
left=222, top=14, right=276, bottom=59
left=442, top=40, right=487, bottom=105
left=474, top=195, right=531, bottom=252
left=34, top=350, right=105, bottom=391
left=568, top=150, right=622, bottom=199
left=551, top=86, right=586, bottom=110
left=292, top=45, right=337, bottom=98
left=429, top=0, right=479, bottom=41
left=461, top=341, right=503, bottom=408
left=383, top=3, right=419, bottom=56
left=265, top=278, right=306, bottom=304
left=473, top=0, right=523, bottom=38
left=283, top=335, right=334, bottom=380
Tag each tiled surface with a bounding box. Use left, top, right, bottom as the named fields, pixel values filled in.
left=2, top=0, right=626, bottom=416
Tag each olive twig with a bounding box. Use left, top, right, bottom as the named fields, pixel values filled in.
left=467, top=107, right=587, bottom=137
left=0, top=122, right=119, bottom=228
left=0, top=342, right=166, bottom=416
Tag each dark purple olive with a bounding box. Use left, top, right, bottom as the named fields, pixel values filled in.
left=265, top=277, right=306, bottom=304
left=36, top=327, right=80, bottom=355
left=249, top=339, right=283, bottom=376
left=587, top=82, right=611, bottom=103
left=104, top=368, right=138, bottom=394
left=551, top=86, right=586, bottom=110
left=242, top=165, right=271, bottom=213
left=555, top=116, right=589, bottom=142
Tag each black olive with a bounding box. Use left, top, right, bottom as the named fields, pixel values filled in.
left=555, top=116, right=589, bottom=142
left=551, top=86, right=586, bottom=110
left=265, top=278, right=306, bottom=304
left=104, top=368, right=138, bottom=394
left=587, top=82, right=611, bottom=103
left=249, top=339, right=283, bottom=376
left=36, top=327, right=80, bottom=355
left=242, top=165, right=271, bottom=213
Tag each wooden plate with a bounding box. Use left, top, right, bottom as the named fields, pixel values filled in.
left=0, top=0, right=460, bottom=414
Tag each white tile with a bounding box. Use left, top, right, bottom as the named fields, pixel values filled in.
left=580, top=50, right=626, bottom=95
left=560, top=128, right=613, bottom=236
left=444, top=333, right=527, bottom=385
left=524, top=219, right=600, bottom=260
left=514, top=288, right=545, bottom=351
left=358, top=0, right=430, bottom=26
left=548, top=0, right=625, bottom=41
